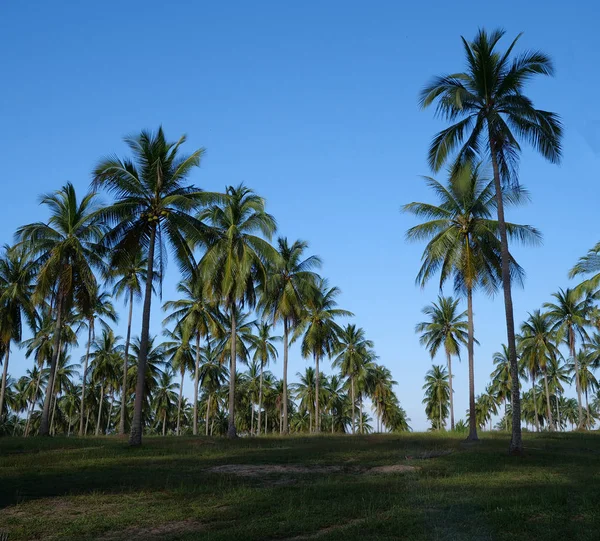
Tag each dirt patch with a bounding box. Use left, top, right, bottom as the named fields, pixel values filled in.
left=367, top=464, right=418, bottom=474
left=407, top=449, right=453, bottom=460
left=285, top=517, right=368, bottom=540
left=206, top=464, right=343, bottom=476
left=99, top=520, right=205, bottom=540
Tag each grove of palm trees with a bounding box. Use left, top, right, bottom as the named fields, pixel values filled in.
left=2, top=17, right=600, bottom=541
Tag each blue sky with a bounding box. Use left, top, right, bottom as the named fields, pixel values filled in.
left=2, top=0, right=599, bottom=430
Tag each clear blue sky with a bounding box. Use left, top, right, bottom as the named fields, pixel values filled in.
left=2, top=0, right=599, bottom=430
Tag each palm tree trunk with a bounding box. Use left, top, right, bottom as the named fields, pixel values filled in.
left=439, top=393, right=443, bottom=431
left=489, top=139, right=522, bottom=454
left=257, top=361, right=264, bottom=436
left=40, top=292, right=64, bottom=436
left=570, top=331, right=583, bottom=429
left=50, top=354, right=61, bottom=436
left=466, top=286, right=478, bottom=441
left=283, top=318, right=289, bottom=434
left=264, top=409, right=267, bottom=434
left=227, top=307, right=237, bottom=438
left=106, top=393, right=114, bottom=433
left=531, top=377, right=540, bottom=432
left=176, top=370, right=184, bottom=436
left=351, top=375, right=355, bottom=434
left=79, top=325, right=92, bottom=436
left=162, top=411, right=166, bottom=436
left=504, top=400, right=508, bottom=432
left=193, top=332, right=200, bottom=436
left=585, top=389, right=589, bottom=429
left=543, top=370, right=554, bottom=430
left=446, top=350, right=455, bottom=430
left=556, top=396, right=561, bottom=431
left=96, top=385, right=104, bottom=435
left=315, top=354, right=320, bottom=433
left=359, top=395, right=363, bottom=434
left=0, top=343, right=11, bottom=420
left=129, top=224, right=157, bottom=446
left=25, top=369, right=42, bottom=437
left=205, top=394, right=211, bottom=436
left=85, top=408, right=90, bottom=435
left=119, top=288, right=134, bottom=436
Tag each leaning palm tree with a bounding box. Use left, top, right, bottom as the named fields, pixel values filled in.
left=403, top=163, right=539, bottom=440
left=199, top=184, right=277, bottom=438
left=415, top=296, right=467, bottom=430
left=93, top=127, right=217, bottom=446
left=422, top=365, right=450, bottom=431
left=420, top=28, right=563, bottom=453
left=294, top=279, right=352, bottom=432
left=17, top=183, right=105, bottom=436
left=0, top=244, right=35, bottom=420
left=260, top=237, right=321, bottom=433
left=544, top=288, right=590, bottom=428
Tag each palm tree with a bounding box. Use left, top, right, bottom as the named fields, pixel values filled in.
left=17, top=183, right=105, bottom=436
left=544, top=288, right=590, bottom=428
left=294, top=279, right=352, bottom=432
left=490, top=344, right=524, bottom=431
left=292, top=367, right=319, bottom=432
left=153, top=368, right=179, bottom=436
left=546, top=355, right=570, bottom=430
left=422, top=365, right=450, bottom=431
left=249, top=321, right=280, bottom=435
left=163, top=325, right=195, bottom=435
left=415, top=296, right=468, bottom=429
left=367, top=364, right=398, bottom=433
left=332, top=324, right=374, bottom=434
left=568, top=351, right=598, bottom=417
left=404, top=163, right=538, bottom=440
left=420, top=28, right=563, bottom=454
left=163, top=275, right=222, bottom=435
left=110, top=251, right=156, bottom=435
left=519, top=311, right=560, bottom=430
left=199, top=184, right=277, bottom=438
left=93, top=127, right=216, bottom=446
left=569, top=241, right=600, bottom=294
left=0, top=244, right=35, bottom=421
left=78, top=290, right=117, bottom=435
left=260, top=238, right=321, bottom=433
left=198, top=340, right=228, bottom=435
left=128, top=336, right=166, bottom=423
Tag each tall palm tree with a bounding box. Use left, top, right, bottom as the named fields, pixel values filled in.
left=568, top=350, right=598, bottom=417
left=198, top=340, right=228, bottom=436
left=199, top=184, right=277, bottom=438
left=544, top=288, right=590, bottom=428
left=404, top=163, right=538, bottom=440
left=519, top=310, right=560, bottom=430
left=152, top=368, right=179, bottom=436
left=367, top=364, right=398, bottom=433
left=163, top=275, right=222, bottom=435
left=93, top=127, right=216, bottom=446
left=294, top=279, right=352, bottom=432
left=332, top=324, right=374, bottom=434
left=17, top=183, right=105, bottom=436
left=110, top=251, right=155, bottom=435
left=422, top=365, right=450, bottom=431
left=260, top=238, right=321, bottom=433
left=415, top=296, right=468, bottom=429
left=490, top=344, right=522, bottom=431
left=249, top=321, right=280, bottom=436
left=0, top=244, right=35, bottom=420
left=546, top=355, right=570, bottom=430
left=420, top=28, right=563, bottom=454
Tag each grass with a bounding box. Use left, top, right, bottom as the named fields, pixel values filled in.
left=1, top=432, right=600, bottom=540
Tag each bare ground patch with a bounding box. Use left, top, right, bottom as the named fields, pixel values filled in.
left=366, top=464, right=418, bottom=474
left=206, top=463, right=418, bottom=477
left=98, top=519, right=205, bottom=540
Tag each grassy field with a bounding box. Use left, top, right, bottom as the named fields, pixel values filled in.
left=1, top=432, right=599, bottom=540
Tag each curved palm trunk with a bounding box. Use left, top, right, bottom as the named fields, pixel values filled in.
left=446, top=350, right=455, bottom=430
left=119, top=289, right=134, bottom=436
left=570, top=330, right=583, bottom=429
left=490, top=140, right=522, bottom=454
left=95, top=385, right=104, bottom=435
left=193, top=332, right=200, bottom=436
left=257, top=361, right=264, bottom=436
left=205, top=394, right=211, bottom=436
left=227, top=308, right=237, bottom=438
left=543, top=370, right=554, bottom=430
left=282, top=318, right=289, bottom=434
left=129, top=224, right=157, bottom=446
left=466, top=287, right=478, bottom=441
left=40, top=292, right=64, bottom=436
left=25, top=369, right=42, bottom=437
left=176, top=369, right=184, bottom=436
left=0, top=344, right=11, bottom=420
left=79, top=325, right=93, bottom=436
left=351, top=375, right=356, bottom=435
left=531, top=377, right=539, bottom=432
left=315, top=353, right=320, bottom=433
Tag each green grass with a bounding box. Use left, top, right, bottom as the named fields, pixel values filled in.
left=1, top=432, right=599, bottom=540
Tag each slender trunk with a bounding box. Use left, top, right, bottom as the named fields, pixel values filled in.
left=227, top=308, right=237, bottom=438
left=257, top=361, right=264, bottom=436
left=50, top=355, right=60, bottom=436
left=0, top=343, right=11, bottom=420
left=24, top=397, right=33, bottom=437
left=585, top=389, right=589, bottom=429
left=446, top=350, right=455, bottom=430
left=466, top=286, right=478, bottom=441
left=489, top=138, right=522, bottom=454
left=251, top=401, right=255, bottom=436
left=176, top=370, right=184, bottom=436
left=264, top=408, right=267, bottom=434
left=210, top=414, right=215, bottom=436
left=556, top=395, right=561, bottom=431
left=95, top=385, right=104, bottom=436
left=162, top=411, right=166, bottom=436
left=106, top=393, right=114, bottom=433
left=85, top=408, right=90, bottom=435
left=359, top=395, right=363, bottom=434
left=25, top=369, right=42, bottom=437
left=531, top=377, right=539, bottom=432
left=315, top=354, right=320, bottom=433
left=543, top=370, right=554, bottom=430
left=439, top=391, right=443, bottom=431
left=504, top=400, right=508, bottom=431
left=193, top=332, right=200, bottom=436
left=79, top=325, right=92, bottom=436
left=570, top=331, right=583, bottom=428
left=40, top=293, right=64, bottom=436
left=351, top=376, right=355, bottom=434
left=331, top=408, right=334, bottom=433
left=282, top=319, right=289, bottom=434
left=309, top=409, right=312, bottom=433
left=129, top=224, right=157, bottom=446
left=67, top=419, right=71, bottom=437
left=119, top=289, right=134, bottom=436
left=205, top=394, right=211, bottom=436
